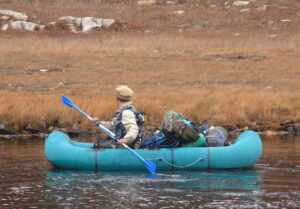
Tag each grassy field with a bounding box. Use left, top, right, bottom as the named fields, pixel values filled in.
left=0, top=0, right=300, bottom=133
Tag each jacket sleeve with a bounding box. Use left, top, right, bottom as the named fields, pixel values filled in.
left=122, top=110, right=139, bottom=144
left=100, top=121, right=113, bottom=131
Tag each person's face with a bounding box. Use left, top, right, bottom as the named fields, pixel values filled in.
left=116, top=98, right=122, bottom=106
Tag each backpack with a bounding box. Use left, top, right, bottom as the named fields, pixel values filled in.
left=159, top=110, right=199, bottom=143
left=140, top=131, right=180, bottom=149
left=135, top=111, right=145, bottom=126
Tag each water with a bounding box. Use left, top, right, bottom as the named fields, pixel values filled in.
left=0, top=135, right=299, bottom=208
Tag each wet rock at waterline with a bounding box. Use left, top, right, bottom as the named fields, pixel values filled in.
left=0, top=124, right=18, bottom=135
left=280, top=120, right=300, bottom=136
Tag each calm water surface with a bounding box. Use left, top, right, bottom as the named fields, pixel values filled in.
left=0, top=135, right=299, bottom=208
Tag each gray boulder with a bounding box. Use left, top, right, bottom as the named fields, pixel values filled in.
left=45, top=16, right=116, bottom=33
left=0, top=9, right=28, bottom=21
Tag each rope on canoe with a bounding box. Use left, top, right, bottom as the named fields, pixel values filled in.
left=147, top=157, right=204, bottom=168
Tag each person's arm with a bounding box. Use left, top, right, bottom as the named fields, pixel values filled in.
left=92, top=118, right=113, bottom=131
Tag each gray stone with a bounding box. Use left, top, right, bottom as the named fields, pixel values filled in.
left=293, top=123, right=300, bottom=133
left=0, top=127, right=17, bottom=135
left=10, top=21, right=43, bottom=31
left=280, top=120, right=294, bottom=126
left=0, top=124, right=5, bottom=129
left=23, top=125, right=40, bottom=134
left=0, top=10, right=28, bottom=21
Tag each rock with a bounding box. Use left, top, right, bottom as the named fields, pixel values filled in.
left=204, top=54, right=266, bottom=62
left=0, top=127, right=17, bottom=135
left=82, top=17, right=115, bottom=32
left=293, top=123, right=300, bottom=134
left=23, top=125, right=40, bottom=134
left=233, top=1, right=250, bottom=6
left=67, top=127, right=81, bottom=137
left=166, top=1, right=175, bottom=5
left=280, top=120, right=300, bottom=135
left=38, top=133, right=47, bottom=138
left=1, top=23, right=9, bottom=31
left=172, top=10, right=185, bottom=15
left=0, top=15, right=11, bottom=21
left=268, top=34, right=277, bottom=38
left=56, top=128, right=68, bottom=134
left=240, top=8, right=250, bottom=12
left=280, top=120, right=294, bottom=126
left=10, top=21, right=43, bottom=31
left=287, top=123, right=300, bottom=135
left=0, top=10, right=28, bottom=21
left=265, top=130, right=277, bottom=136
left=39, top=68, right=64, bottom=73
left=45, top=16, right=116, bottom=33
left=1, top=10, right=122, bottom=33
left=257, top=5, right=269, bottom=11
left=137, top=0, right=156, bottom=6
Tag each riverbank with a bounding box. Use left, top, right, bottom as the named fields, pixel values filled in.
left=0, top=0, right=300, bottom=138
left=1, top=120, right=299, bottom=140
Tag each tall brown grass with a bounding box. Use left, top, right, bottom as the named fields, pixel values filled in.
left=0, top=0, right=300, bottom=132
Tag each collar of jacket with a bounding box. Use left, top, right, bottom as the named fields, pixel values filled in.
left=116, top=101, right=132, bottom=113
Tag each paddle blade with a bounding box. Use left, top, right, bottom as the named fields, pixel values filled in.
left=145, top=160, right=157, bottom=174
left=61, top=95, right=74, bottom=108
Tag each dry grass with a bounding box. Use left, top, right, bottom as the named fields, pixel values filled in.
left=0, top=0, right=300, bottom=132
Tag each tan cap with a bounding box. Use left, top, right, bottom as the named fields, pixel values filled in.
left=115, top=85, right=134, bottom=101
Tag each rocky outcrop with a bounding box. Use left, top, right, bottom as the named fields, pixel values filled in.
left=0, top=10, right=28, bottom=21
left=44, top=16, right=117, bottom=33
left=0, top=10, right=43, bottom=31
left=0, top=10, right=44, bottom=31
left=0, top=9, right=125, bottom=33
left=9, top=20, right=44, bottom=31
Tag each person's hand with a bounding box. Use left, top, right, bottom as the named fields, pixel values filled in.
left=91, top=118, right=99, bottom=124
left=118, top=138, right=128, bottom=144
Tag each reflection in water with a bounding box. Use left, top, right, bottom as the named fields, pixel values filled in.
left=44, top=169, right=262, bottom=208
left=0, top=135, right=299, bottom=208
left=46, top=169, right=262, bottom=191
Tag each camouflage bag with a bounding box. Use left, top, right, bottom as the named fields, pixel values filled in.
left=159, top=110, right=198, bottom=143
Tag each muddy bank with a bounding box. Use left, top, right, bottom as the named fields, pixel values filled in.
left=1, top=120, right=300, bottom=140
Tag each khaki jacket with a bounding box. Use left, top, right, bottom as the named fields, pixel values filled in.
left=101, top=102, right=139, bottom=146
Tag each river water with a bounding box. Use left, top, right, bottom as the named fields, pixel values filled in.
left=0, top=135, right=299, bottom=209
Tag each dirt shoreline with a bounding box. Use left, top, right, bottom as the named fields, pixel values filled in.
left=1, top=122, right=299, bottom=140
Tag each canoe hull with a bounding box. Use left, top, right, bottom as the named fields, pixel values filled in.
left=45, top=130, right=263, bottom=171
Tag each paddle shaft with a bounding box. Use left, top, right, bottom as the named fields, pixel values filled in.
left=71, top=104, right=118, bottom=140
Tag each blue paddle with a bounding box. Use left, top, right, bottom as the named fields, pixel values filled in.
left=61, top=95, right=157, bottom=174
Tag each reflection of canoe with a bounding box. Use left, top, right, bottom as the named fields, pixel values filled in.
left=45, top=130, right=263, bottom=171
left=46, top=170, right=262, bottom=191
